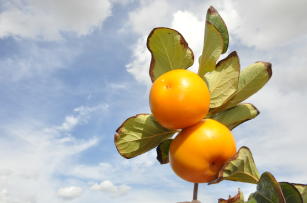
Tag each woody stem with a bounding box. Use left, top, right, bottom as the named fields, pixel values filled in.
left=193, top=183, right=199, bottom=200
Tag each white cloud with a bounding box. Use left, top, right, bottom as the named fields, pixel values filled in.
left=68, top=163, right=112, bottom=180
left=0, top=42, right=80, bottom=81
left=63, top=151, right=157, bottom=183
left=0, top=104, right=107, bottom=202
left=218, top=0, right=307, bottom=49
left=234, top=43, right=307, bottom=182
left=125, top=0, right=307, bottom=82
left=170, top=11, right=204, bottom=73
left=126, top=36, right=151, bottom=85
left=60, top=116, right=80, bottom=132
left=127, top=0, right=173, bottom=35
left=58, top=104, right=109, bottom=132
left=91, top=180, right=131, bottom=196
left=0, top=0, right=112, bottom=40
left=110, top=0, right=136, bottom=6
left=125, top=1, right=194, bottom=85
left=57, top=186, right=83, bottom=200
left=126, top=10, right=204, bottom=85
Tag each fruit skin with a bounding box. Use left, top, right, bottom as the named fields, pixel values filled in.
left=169, top=119, right=236, bottom=183
left=149, top=69, right=210, bottom=129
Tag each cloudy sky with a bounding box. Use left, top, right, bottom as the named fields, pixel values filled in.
left=0, top=0, right=307, bottom=202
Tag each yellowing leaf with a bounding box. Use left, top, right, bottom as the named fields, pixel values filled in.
left=218, top=190, right=244, bottom=203
left=198, top=22, right=224, bottom=76
left=210, top=103, right=259, bottom=129
left=221, top=62, right=272, bottom=110
left=248, top=172, right=286, bottom=203
left=205, top=51, right=240, bottom=108
left=147, top=27, right=194, bottom=82
left=211, top=146, right=260, bottom=185
left=294, top=184, right=307, bottom=202
left=114, top=114, right=177, bottom=158
left=156, top=139, right=173, bottom=164
left=206, top=6, right=229, bottom=53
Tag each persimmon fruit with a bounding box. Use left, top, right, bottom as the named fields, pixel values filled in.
left=169, top=119, right=236, bottom=183
left=149, top=69, right=210, bottom=129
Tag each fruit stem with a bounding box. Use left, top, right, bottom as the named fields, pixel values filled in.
left=193, top=183, right=199, bottom=200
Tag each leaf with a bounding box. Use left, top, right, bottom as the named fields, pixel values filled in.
left=210, top=146, right=260, bottom=184
left=294, top=184, right=307, bottom=202
left=198, top=22, right=224, bottom=76
left=210, top=103, right=259, bottom=130
left=206, top=6, right=229, bottom=53
left=279, top=182, right=303, bottom=203
left=246, top=198, right=257, bottom=203
left=204, top=51, right=240, bottom=108
left=218, top=190, right=244, bottom=203
left=221, top=62, right=272, bottom=110
left=248, top=172, right=286, bottom=203
left=147, top=27, right=194, bottom=82
left=114, top=114, right=177, bottom=158
left=156, top=139, right=173, bottom=164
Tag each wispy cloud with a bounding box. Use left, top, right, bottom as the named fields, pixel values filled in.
left=0, top=42, right=80, bottom=81
left=0, top=104, right=107, bottom=202
left=0, top=0, right=113, bottom=40
left=57, top=104, right=109, bottom=132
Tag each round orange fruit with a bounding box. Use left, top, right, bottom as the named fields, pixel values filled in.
left=169, top=119, right=236, bottom=183
left=149, top=69, right=210, bottom=129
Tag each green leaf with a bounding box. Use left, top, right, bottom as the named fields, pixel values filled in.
left=246, top=198, right=257, bottom=203
left=204, top=51, right=240, bottom=108
left=210, top=103, right=260, bottom=130
left=210, top=146, right=260, bottom=184
left=218, top=190, right=244, bottom=203
left=114, top=114, right=177, bottom=158
left=198, top=22, right=224, bottom=76
left=147, top=27, right=194, bottom=82
left=279, top=182, right=303, bottom=203
left=248, top=172, right=286, bottom=203
left=206, top=6, right=229, bottom=53
left=221, top=62, right=272, bottom=110
left=294, top=184, right=307, bottom=202
left=156, top=139, right=173, bottom=164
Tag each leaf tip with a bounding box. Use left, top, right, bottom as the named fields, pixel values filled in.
left=257, top=61, right=272, bottom=79
left=246, top=103, right=260, bottom=116
left=218, top=190, right=242, bottom=203
left=207, top=6, right=218, bottom=15
left=114, top=133, right=130, bottom=159
left=229, top=51, right=238, bottom=58
left=266, top=62, right=273, bottom=78
left=263, top=62, right=272, bottom=78
left=114, top=114, right=150, bottom=159
left=215, top=51, right=239, bottom=68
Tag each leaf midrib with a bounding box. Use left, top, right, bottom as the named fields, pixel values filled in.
left=119, top=130, right=176, bottom=143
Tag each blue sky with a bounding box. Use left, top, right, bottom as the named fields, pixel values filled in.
left=0, top=0, right=307, bottom=202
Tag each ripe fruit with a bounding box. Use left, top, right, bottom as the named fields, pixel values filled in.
left=149, top=69, right=210, bottom=129
left=169, top=119, right=236, bottom=183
